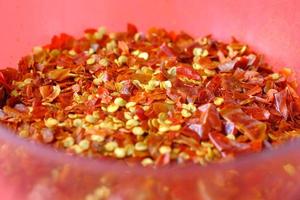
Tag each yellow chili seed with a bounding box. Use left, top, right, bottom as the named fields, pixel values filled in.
left=126, top=101, right=136, bottom=108
left=201, top=49, right=209, bottom=57
left=86, top=57, right=96, bottom=65
left=79, top=139, right=90, bottom=151
left=201, top=142, right=214, bottom=148
left=164, top=120, right=173, bottom=125
left=167, top=67, right=177, bottom=76
left=117, top=55, right=128, bottom=65
left=45, top=118, right=59, bottom=128
left=126, top=119, right=139, bottom=129
left=193, top=47, right=203, bottom=57
left=214, top=97, right=224, bottom=106
left=179, top=152, right=190, bottom=160
left=143, top=105, right=150, bottom=111
left=114, top=97, right=127, bottom=107
left=19, top=129, right=29, bottom=138
left=181, top=109, right=192, bottom=118
left=138, top=52, right=149, bottom=60
left=132, top=126, right=144, bottom=136
left=104, top=141, right=118, bottom=151
left=134, top=142, right=148, bottom=151
left=91, top=135, right=105, bottom=142
left=94, top=26, right=106, bottom=40
left=226, top=134, right=236, bottom=140
left=271, top=73, right=280, bottom=80
left=125, top=144, right=135, bottom=156
left=33, top=46, right=43, bottom=54
left=63, top=137, right=75, bottom=148
left=107, top=104, right=120, bottom=113
left=85, top=115, right=97, bottom=123
left=99, top=58, right=109, bottom=67
left=93, top=78, right=102, bottom=86
left=114, top=147, right=126, bottom=158
left=124, top=112, right=132, bottom=120
left=68, top=50, right=77, bottom=56
left=73, top=119, right=83, bottom=127
left=72, top=145, right=83, bottom=154
left=160, top=80, right=172, bottom=89
left=192, top=63, right=202, bottom=70
left=204, top=68, right=216, bottom=77
left=169, top=124, right=181, bottom=131
left=11, top=90, right=19, bottom=97
left=141, top=158, right=154, bottom=166
left=128, top=106, right=136, bottom=113
left=159, top=125, right=169, bottom=133
left=106, top=40, right=116, bottom=51
left=159, top=145, right=172, bottom=154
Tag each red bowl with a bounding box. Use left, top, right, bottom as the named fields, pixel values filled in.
left=0, top=0, right=300, bottom=199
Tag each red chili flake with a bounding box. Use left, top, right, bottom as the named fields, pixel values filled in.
left=127, top=23, right=138, bottom=36
left=220, top=105, right=266, bottom=141
left=208, top=132, right=262, bottom=157
left=176, top=65, right=201, bottom=80
left=274, top=89, right=289, bottom=120
left=184, top=103, right=222, bottom=139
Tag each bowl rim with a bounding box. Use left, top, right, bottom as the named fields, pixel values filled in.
left=0, top=124, right=298, bottom=176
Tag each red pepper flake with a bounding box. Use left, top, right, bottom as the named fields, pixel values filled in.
left=220, top=105, right=266, bottom=141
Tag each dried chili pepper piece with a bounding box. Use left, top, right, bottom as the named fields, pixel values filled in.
left=220, top=105, right=267, bottom=141
left=176, top=65, right=201, bottom=81
left=274, top=89, right=289, bottom=120
left=208, top=132, right=262, bottom=157
left=190, top=103, right=222, bottom=139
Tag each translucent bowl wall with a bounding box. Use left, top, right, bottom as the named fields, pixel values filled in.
left=0, top=0, right=300, bottom=199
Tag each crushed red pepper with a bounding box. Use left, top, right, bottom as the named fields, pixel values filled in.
left=0, top=24, right=300, bottom=166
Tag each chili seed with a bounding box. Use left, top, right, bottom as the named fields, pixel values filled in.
left=73, top=119, right=83, bottom=127
left=91, top=135, right=105, bottom=142
left=45, top=118, right=59, bottom=128
left=114, top=97, right=127, bottom=107
left=79, top=139, right=90, bottom=151
left=159, top=146, right=172, bottom=154
left=132, top=126, right=144, bottom=136
left=114, top=147, right=126, bottom=158
left=107, top=104, right=119, bottom=113
left=138, top=52, right=149, bottom=60
left=86, top=57, right=96, bottom=65
left=134, top=142, right=148, bottom=151
left=181, top=109, right=192, bottom=118
left=214, top=97, right=224, bottom=106
left=85, top=115, right=97, bottom=123
left=141, top=158, right=154, bottom=166
left=125, top=102, right=136, bottom=108
left=126, top=119, right=139, bottom=129
left=63, top=137, right=75, bottom=148
left=104, top=141, right=118, bottom=151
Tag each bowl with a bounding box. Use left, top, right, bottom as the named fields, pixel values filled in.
left=1, top=0, right=300, bottom=199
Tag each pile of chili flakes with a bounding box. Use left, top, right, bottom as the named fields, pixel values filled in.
left=1, top=24, right=300, bottom=167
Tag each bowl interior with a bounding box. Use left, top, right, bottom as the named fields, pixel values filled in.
left=1, top=1, right=300, bottom=199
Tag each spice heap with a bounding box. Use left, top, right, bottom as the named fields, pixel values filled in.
left=0, top=24, right=300, bottom=166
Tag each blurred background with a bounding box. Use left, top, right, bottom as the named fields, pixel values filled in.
left=0, top=0, right=300, bottom=70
